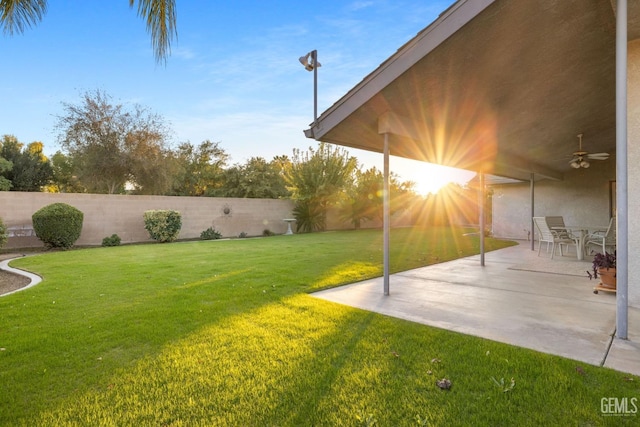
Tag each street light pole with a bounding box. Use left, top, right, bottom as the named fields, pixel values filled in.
left=312, top=50, right=318, bottom=122
left=299, top=50, right=321, bottom=123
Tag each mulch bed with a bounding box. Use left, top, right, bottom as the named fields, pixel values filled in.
left=0, top=253, right=31, bottom=295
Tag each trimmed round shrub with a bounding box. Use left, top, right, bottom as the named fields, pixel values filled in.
left=102, top=234, right=122, bottom=247
left=32, top=203, right=84, bottom=249
left=0, top=217, right=7, bottom=249
left=143, top=210, right=182, bottom=243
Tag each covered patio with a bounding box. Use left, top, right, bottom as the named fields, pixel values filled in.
left=313, top=242, right=640, bottom=375
left=304, top=0, right=640, bottom=343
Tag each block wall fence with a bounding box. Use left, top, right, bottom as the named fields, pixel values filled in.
left=0, top=192, right=413, bottom=249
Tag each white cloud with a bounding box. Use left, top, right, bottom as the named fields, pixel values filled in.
left=348, top=1, right=375, bottom=12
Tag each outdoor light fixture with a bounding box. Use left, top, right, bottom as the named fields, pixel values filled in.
left=568, top=134, right=608, bottom=169
left=298, top=50, right=321, bottom=71
left=299, top=50, right=320, bottom=122
left=570, top=157, right=590, bottom=169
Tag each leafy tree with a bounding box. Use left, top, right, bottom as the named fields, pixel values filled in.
left=0, top=135, right=52, bottom=191
left=171, top=140, right=228, bottom=196
left=55, top=90, right=174, bottom=194
left=285, top=143, right=357, bottom=232
left=127, top=129, right=176, bottom=195
left=414, top=182, right=477, bottom=226
left=0, top=155, right=12, bottom=191
left=340, top=167, right=382, bottom=229
left=340, top=166, right=418, bottom=229
left=0, top=0, right=177, bottom=63
left=49, top=151, right=85, bottom=193
left=217, top=156, right=290, bottom=198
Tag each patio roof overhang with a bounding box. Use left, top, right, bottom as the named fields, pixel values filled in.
left=305, top=0, right=640, bottom=182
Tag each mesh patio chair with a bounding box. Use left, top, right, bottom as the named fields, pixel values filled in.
left=585, top=217, right=616, bottom=255
left=545, top=215, right=583, bottom=257
left=533, top=216, right=578, bottom=259
left=545, top=216, right=574, bottom=240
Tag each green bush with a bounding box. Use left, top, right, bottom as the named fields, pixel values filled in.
left=292, top=200, right=324, bottom=233
left=200, top=227, right=222, bottom=240
left=32, top=203, right=84, bottom=249
left=238, top=231, right=248, bottom=238
left=143, top=210, right=182, bottom=243
left=262, top=229, right=275, bottom=237
left=102, top=234, right=121, bottom=247
left=0, top=217, right=7, bottom=249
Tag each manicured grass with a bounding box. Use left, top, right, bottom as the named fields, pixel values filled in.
left=0, top=227, right=636, bottom=426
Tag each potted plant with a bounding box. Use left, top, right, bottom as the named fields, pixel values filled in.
left=587, top=251, right=616, bottom=290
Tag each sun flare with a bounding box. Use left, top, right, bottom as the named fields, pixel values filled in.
left=391, top=157, right=476, bottom=195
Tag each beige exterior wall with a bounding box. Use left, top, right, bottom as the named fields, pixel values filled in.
left=491, top=158, right=615, bottom=241
left=628, top=39, right=640, bottom=306
left=0, top=192, right=414, bottom=249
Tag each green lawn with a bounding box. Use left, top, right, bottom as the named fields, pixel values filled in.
left=0, top=227, right=636, bottom=426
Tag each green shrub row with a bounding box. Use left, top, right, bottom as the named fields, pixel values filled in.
left=3, top=205, right=282, bottom=250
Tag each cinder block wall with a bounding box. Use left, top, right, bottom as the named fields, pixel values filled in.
left=0, top=192, right=295, bottom=248
left=0, top=192, right=415, bottom=249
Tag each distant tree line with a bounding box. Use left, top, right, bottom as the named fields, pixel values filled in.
left=0, top=135, right=52, bottom=191
left=1, top=90, right=480, bottom=232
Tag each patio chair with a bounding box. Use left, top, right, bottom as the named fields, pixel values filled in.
left=533, top=216, right=577, bottom=259
left=544, top=216, right=574, bottom=240
left=585, top=217, right=616, bottom=255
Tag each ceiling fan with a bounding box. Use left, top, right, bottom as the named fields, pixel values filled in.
left=569, top=133, right=609, bottom=169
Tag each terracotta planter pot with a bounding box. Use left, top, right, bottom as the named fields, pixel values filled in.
left=598, top=267, right=617, bottom=289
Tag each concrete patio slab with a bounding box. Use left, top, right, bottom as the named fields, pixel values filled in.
left=312, top=242, right=640, bottom=376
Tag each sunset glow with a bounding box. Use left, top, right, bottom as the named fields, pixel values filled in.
left=393, top=157, right=476, bottom=195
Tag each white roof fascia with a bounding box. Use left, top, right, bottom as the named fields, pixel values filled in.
left=307, top=0, right=496, bottom=140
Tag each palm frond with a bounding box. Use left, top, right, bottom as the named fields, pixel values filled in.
left=129, top=0, right=177, bottom=64
left=0, top=0, right=47, bottom=35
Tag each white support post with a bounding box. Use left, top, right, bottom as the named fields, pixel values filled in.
left=530, top=173, right=535, bottom=251
left=479, top=172, right=485, bottom=266
left=616, top=0, right=628, bottom=339
left=383, top=133, right=390, bottom=295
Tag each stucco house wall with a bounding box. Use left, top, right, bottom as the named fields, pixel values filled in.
left=629, top=39, right=640, bottom=307
left=491, top=158, right=615, bottom=242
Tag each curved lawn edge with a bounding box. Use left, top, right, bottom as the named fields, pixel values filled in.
left=0, top=256, right=43, bottom=297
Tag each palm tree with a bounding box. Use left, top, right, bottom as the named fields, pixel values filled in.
left=0, top=0, right=177, bottom=63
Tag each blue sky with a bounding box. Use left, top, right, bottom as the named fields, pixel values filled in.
left=0, top=0, right=474, bottom=194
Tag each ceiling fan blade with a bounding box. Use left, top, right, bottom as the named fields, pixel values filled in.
left=587, top=153, right=609, bottom=160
